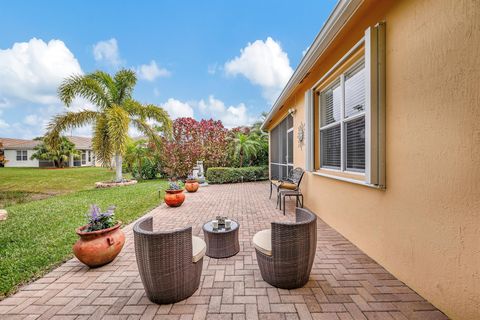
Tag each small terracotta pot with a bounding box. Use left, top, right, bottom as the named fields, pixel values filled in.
left=73, top=223, right=125, bottom=268
left=164, top=189, right=185, bottom=207
left=185, top=180, right=199, bottom=193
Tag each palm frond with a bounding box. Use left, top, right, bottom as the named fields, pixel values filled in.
left=86, top=71, right=117, bottom=103
left=114, top=69, right=137, bottom=103
left=93, top=115, right=113, bottom=167
left=105, top=105, right=130, bottom=154
left=132, top=119, right=162, bottom=149
left=58, top=74, right=111, bottom=108
left=124, top=100, right=172, bottom=136
left=45, top=110, right=99, bottom=146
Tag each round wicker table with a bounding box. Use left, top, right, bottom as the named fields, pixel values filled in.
left=202, top=220, right=240, bottom=258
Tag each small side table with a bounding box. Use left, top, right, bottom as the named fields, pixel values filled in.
left=278, top=190, right=304, bottom=215
left=202, top=220, right=240, bottom=258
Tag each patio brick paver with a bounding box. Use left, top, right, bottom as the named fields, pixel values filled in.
left=0, top=182, right=448, bottom=320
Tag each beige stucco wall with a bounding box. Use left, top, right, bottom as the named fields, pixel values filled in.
left=267, top=0, right=480, bottom=319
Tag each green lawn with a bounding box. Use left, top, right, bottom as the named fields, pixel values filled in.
left=0, top=167, right=118, bottom=192
left=0, top=167, right=120, bottom=208
left=0, top=167, right=166, bottom=298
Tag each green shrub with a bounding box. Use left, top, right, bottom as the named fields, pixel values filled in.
left=132, top=159, right=159, bottom=180
left=206, top=166, right=268, bottom=184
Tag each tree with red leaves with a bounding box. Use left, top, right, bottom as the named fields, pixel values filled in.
left=160, top=118, right=229, bottom=178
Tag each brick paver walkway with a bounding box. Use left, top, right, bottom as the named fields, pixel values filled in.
left=0, top=182, right=448, bottom=320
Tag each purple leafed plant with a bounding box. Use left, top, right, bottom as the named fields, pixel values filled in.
left=85, top=204, right=117, bottom=232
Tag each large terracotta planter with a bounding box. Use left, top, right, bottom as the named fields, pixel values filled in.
left=164, top=189, right=185, bottom=207
left=73, top=223, right=125, bottom=268
left=185, top=180, right=199, bottom=193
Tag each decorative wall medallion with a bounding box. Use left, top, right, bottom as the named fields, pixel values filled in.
left=298, top=122, right=305, bottom=150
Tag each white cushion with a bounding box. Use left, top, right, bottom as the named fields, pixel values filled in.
left=192, top=236, right=206, bottom=263
left=252, top=229, right=272, bottom=256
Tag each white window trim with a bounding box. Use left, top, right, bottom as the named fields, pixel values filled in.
left=308, top=23, right=386, bottom=189
left=318, top=61, right=366, bottom=174
left=16, top=150, right=28, bottom=161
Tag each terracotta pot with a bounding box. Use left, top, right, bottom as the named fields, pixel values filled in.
left=73, top=223, right=125, bottom=268
left=164, top=189, right=185, bottom=207
left=185, top=180, right=199, bottom=193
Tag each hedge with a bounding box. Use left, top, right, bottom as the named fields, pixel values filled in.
left=206, top=166, right=269, bottom=184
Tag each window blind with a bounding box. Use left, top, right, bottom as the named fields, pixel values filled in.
left=321, top=125, right=341, bottom=168
left=345, top=116, right=365, bottom=171
left=320, top=80, right=341, bottom=126
left=345, top=62, right=365, bottom=118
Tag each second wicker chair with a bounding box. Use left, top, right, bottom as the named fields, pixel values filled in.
left=252, top=207, right=317, bottom=289
left=133, top=217, right=206, bottom=304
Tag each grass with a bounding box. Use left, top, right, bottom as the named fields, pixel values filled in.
left=0, top=167, right=167, bottom=298
left=0, top=167, right=118, bottom=193
left=0, top=167, right=120, bottom=208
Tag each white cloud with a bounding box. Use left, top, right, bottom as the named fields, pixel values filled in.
left=197, top=95, right=256, bottom=128
left=224, top=37, right=293, bottom=103
left=23, top=114, right=41, bottom=126
left=159, top=96, right=256, bottom=128
left=93, top=38, right=122, bottom=66
left=0, top=38, right=83, bottom=105
left=162, top=98, right=194, bottom=119
left=137, top=60, right=170, bottom=81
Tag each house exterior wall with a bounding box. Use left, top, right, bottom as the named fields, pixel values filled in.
left=3, top=149, right=39, bottom=167
left=265, top=0, right=480, bottom=319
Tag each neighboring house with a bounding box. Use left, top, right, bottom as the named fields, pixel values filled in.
left=262, top=1, right=479, bottom=319
left=0, top=136, right=97, bottom=168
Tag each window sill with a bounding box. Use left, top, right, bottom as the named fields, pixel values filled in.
left=311, top=171, right=385, bottom=189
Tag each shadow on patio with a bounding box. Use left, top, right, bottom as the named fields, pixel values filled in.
left=0, top=182, right=447, bottom=320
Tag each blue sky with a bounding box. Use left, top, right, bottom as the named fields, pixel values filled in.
left=0, top=0, right=337, bottom=138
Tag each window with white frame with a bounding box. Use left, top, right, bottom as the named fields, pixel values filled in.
left=319, top=60, right=366, bottom=173
left=16, top=150, right=28, bottom=161
left=304, top=24, right=385, bottom=187
left=81, top=151, right=86, bottom=165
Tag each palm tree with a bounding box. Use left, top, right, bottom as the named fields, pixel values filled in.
left=46, top=69, right=171, bottom=182
left=232, top=132, right=261, bottom=167
left=31, top=136, right=79, bottom=168
left=124, top=139, right=153, bottom=179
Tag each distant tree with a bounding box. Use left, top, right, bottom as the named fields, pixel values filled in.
left=46, top=69, right=171, bottom=182
left=31, top=136, right=79, bottom=168
left=231, top=132, right=261, bottom=167
left=0, top=142, right=7, bottom=166
left=124, top=139, right=156, bottom=179
left=160, top=118, right=229, bottom=178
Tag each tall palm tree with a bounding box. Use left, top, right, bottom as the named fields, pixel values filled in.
left=46, top=69, right=171, bottom=182
left=232, top=132, right=261, bottom=167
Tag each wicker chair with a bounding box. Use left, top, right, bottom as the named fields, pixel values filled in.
left=133, top=217, right=206, bottom=304
left=252, top=207, right=317, bottom=289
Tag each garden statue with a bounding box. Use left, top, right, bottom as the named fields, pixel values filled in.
left=195, top=160, right=208, bottom=185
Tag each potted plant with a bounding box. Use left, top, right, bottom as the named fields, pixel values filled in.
left=185, top=174, right=199, bottom=193
left=73, top=205, right=125, bottom=268
left=164, top=180, right=185, bottom=207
